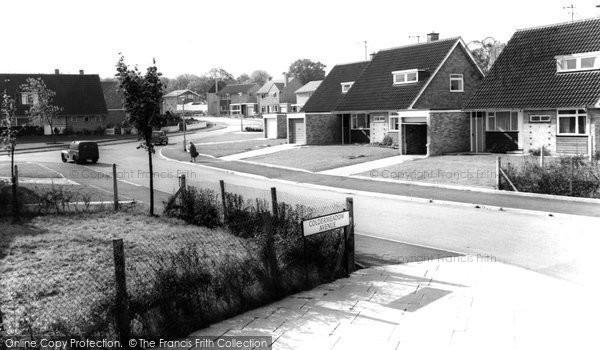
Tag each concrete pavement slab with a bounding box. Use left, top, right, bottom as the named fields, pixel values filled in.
left=318, top=155, right=423, bottom=176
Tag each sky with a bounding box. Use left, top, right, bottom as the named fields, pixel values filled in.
left=1, top=0, right=600, bottom=80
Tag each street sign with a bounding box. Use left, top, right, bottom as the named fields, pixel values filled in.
left=302, top=211, right=350, bottom=237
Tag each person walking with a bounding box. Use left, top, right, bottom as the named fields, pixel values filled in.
left=188, top=141, right=199, bottom=162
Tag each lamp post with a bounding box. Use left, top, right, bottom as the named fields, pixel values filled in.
left=238, top=92, right=244, bottom=132
left=181, top=94, right=187, bottom=151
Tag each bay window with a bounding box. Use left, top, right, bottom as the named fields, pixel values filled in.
left=557, top=109, right=587, bottom=135
left=486, top=111, right=519, bottom=131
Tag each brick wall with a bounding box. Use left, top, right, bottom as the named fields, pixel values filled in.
left=413, top=45, right=484, bottom=110
left=207, top=93, right=219, bottom=116
left=277, top=114, right=287, bottom=138
left=428, top=111, right=470, bottom=156
left=305, top=114, right=342, bottom=145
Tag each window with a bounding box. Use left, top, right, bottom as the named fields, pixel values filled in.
left=486, top=111, right=519, bottom=131
left=273, top=105, right=278, bottom=112
left=341, top=82, right=354, bottom=93
left=351, top=114, right=369, bottom=129
left=557, top=109, right=587, bottom=135
left=450, top=74, right=464, bottom=92
left=529, top=115, right=551, bottom=123
left=20, top=93, right=37, bottom=105
left=392, top=69, right=419, bottom=85
left=556, top=52, right=600, bottom=72
left=272, top=92, right=277, bottom=98
left=261, top=106, right=266, bottom=113
left=389, top=116, right=399, bottom=131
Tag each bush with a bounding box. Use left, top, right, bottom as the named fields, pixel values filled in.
left=245, top=126, right=263, bottom=132
left=163, top=187, right=221, bottom=228
left=381, top=134, right=393, bottom=147
left=528, top=146, right=551, bottom=156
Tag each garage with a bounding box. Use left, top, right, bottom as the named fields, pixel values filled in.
left=289, top=118, right=306, bottom=144
left=265, top=118, right=277, bottom=139
left=403, top=124, right=427, bottom=155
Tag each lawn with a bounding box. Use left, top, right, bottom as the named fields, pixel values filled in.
left=190, top=131, right=265, bottom=144
left=0, top=162, right=61, bottom=178
left=190, top=138, right=287, bottom=158
left=358, top=154, right=542, bottom=188
left=246, top=144, right=399, bottom=172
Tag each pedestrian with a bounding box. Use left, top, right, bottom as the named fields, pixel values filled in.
left=188, top=141, right=198, bottom=162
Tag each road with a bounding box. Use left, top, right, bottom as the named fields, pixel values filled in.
left=7, top=117, right=600, bottom=289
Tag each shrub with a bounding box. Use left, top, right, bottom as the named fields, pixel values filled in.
left=244, top=126, right=263, bottom=132
left=163, top=187, right=221, bottom=228
left=381, top=134, right=393, bottom=147
left=528, top=146, right=551, bottom=156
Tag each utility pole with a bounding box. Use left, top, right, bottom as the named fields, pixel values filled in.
left=409, top=35, right=421, bottom=43
left=563, top=4, right=576, bottom=21
left=181, top=94, right=187, bottom=151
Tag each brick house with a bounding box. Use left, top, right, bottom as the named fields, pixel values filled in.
left=0, top=71, right=107, bottom=135
left=217, top=83, right=259, bottom=116
left=101, top=80, right=126, bottom=128
left=257, top=75, right=304, bottom=114
left=466, top=18, right=600, bottom=156
left=162, top=89, right=202, bottom=114
left=206, top=81, right=227, bottom=116
left=333, top=34, right=485, bottom=155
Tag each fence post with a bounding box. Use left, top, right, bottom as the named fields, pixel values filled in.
left=12, top=165, right=19, bottom=222
left=540, top=145, right=545, bottom=167
left=220, top=180, right=227, bottom=223
left=345, top=197, right=355, bottom=275
left=270, top=187, right=278, bottom=218
left=113, top=164, right=119, bottom=211
left=570, top=157, right=574, bottom=196
left=112, top=239, right=130, bottom=347
left=495, top=157, right=501, bottom=189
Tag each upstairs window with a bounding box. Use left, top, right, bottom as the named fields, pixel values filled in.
left=556, top=52, right=600, bottom=72
left=341, top=82, right=354, bottom=93
left=449, top=74, right=464, bottom=92
left=557, top=109, right=586, bottom=135
left=392, top=69, right=418, bottom=85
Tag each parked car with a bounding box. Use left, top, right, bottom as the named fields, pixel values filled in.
left=152, top=130, right=169, bottom=145
left=61, top=141, right=99, bottom=164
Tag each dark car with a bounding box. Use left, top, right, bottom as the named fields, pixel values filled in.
left=151, top=130, right=169, bottom=145
left=61, top=141, right=99, bottom=164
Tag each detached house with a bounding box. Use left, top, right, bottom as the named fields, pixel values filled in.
left=162, top=89, right=202, bottom=114
left=466, top=18, right=600, bottom=156
left=0, top=71, right=107, bottom=135
left=257, top=75, right=304, bottom=114
left=217, top=83, right=259, bottom=116
left=294, top=80, right=322, bottom=111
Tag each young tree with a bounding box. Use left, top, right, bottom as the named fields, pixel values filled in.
left=468, top=37, right=506, bottom=74
left=115, top=56, right=165, bottom=216
left=20, top=78, right=62, bottom=144
left=0, top=91, right=19, bottom=221
left=288, top=59, right=326, bottom=84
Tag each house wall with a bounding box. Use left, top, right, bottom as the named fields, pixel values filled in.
left=105, top=110, right=127, bottom=128
left=522, top=110, right=557, bottom=154
left=305, top=114, right=342, bottom=145
left=589, top=108, right=600, bottom=155
left=162, top=97, right=178, bottom=114
left=296, top=92, right=312, bottom=106
left=259, top=86, right=281, bottom=113
left=65, top=115, right=106, bottom=132
left=413, top=45, right=484, bottom=110
left=207, top=92, right=219, bottom=116
left=428, top=111, right=470, bottom=156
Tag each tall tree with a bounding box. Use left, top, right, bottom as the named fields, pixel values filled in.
left=115, top=56, right=165, bottom=216
left=250, top=70, right=271, bottom=86
left=206, top=68, right=235, bottom=83
left=20, top=78, right=62, bottom=144
left=236, top=73, right=251, bottom=84
left=0, top=91, right=19, bottom=221
left=468, top=37, right=506, bottom=74
left=288, top=59, right=326, bottom=84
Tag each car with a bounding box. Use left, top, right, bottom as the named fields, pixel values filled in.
left=151, top=130, right=169, bottom=145
left=61, top=141, right=99, bottom=164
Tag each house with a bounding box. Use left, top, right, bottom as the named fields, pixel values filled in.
left=466, top=18, right=600, bottom=156
left=294, top=80, right=322, bottom=111
left=162, top=89, right=202, bottom=114
left=101, top=80, right=126, bottom=128
left=217, top=83, right=259, bottom=116
left=333, top=34, right=485, bottom=155
left=257, top=75, right=304, bottom=114
left=288, top=61, right=369, bottom=144
left=206, top=81, right=228, bottom=116
left=0, top=70, right=107, bottom=135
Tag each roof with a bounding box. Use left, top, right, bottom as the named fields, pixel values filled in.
left=335, top=38, right=460, bottom=111
left=101, top=80, right=123, bottom=110
left=163, top=89, right=200, bottom=98
left=301, top=61, right=370, bottom=113
left=466, top=17, right=600, bottom=110
left=295, top=80, right=323, bottom=94
left=217, top=83, right=259, bottom=95
left=0, top=73, right=107, bottom=115
left=257, top=80, right=285, bottom=94
left=208, top=81, right=228, bottom=93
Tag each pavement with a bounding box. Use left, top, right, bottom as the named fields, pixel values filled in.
left=220, top=143, right=299, bottom=161
left=189, top=257, right=597, bottom=350
left=318, top=155, right=423, bottom=176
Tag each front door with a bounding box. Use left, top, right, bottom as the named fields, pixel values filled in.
left=470, top=112, right=485, bottom=152
left=370, top=115, right=388, bottom=143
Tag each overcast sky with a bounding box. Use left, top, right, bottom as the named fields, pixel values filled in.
left=1, top=0, right=599, bottom=80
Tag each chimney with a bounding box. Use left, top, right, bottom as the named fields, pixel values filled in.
left=369, top=52, right=377, bottom=60
left=79, top=70, right=84, bottom=75
left=283, top=72, right=288, bottom=86
left=54, top=69, right=60, bottom=74
left=427, top=32, right=439, bottom=42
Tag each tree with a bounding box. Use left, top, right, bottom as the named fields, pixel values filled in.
left=288, top=59, right=326, bottom=84
left=236, top=73, right=251, bottom=84
left=468, top=37, right=506, bottom=74
left=0, top=91, right=19, bottom=221
left=206, top=68, right=235, bottom=83
left=20, top=78, right=62, bottom=144
left=115, top=55, right=165, bottom=216
left=250, top=70, right=271, bottom=86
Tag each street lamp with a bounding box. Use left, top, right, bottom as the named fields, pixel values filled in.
left=238, top=92, right=244, bottom=132
left=181, top=94, right=187, bottom=151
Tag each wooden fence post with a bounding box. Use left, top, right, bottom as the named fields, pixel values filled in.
left=220, top=180, right=227, bottom=223
left=270, top=187, right=278, bottom=218
left=495, top=157, right=501, bottom=190
left=345, top=197, right=355, bottom=274
left=112, top=239, right=129, bottom=346
left=569, top=157, right=574, bottom=196
left=113, top=164, right=119, bottom=211
left=540, top=145, right=545, bottom=167
left=12, top=165, right=19, bottom=222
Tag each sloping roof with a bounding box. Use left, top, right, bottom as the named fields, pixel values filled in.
left=217, top=83, right=259, bottom=95
left=466, top=18, right=600, bottom=110
left=208, top=81, right=228, bottom=93
left=101, top=80, right=123, bottom=110
left=295, top=80, right=323, bottom=94
left=335, top=38, right=460, bottom=112
left=0, top=73, right=107, bottom=115
left=257, top=80, right=285, bottom=94
left=163, top=89, right=200, bottom=98
left=280, top=78, right=304, bottom=104
left=301, top=61, right=370, bottom=113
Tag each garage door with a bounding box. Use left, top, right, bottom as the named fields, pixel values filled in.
left=266, top=118, right=277, bottom=138
left=289, top=119, right=306, bottom=144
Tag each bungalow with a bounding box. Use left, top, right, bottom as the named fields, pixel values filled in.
left=217, top=83, right=259, bottom=116
left=162, top=89, right=202, bottom=114
left=0, top=70, right=107, bottom=135
left=465, top=18, right=600, bottom=156
left=333, top=34, right=485, bottom=155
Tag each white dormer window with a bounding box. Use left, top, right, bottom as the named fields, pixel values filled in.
left=341, top=82, right=354, bottom=93
left=392, top=69, right=418, bottom=85
left=556, top=52, right=600, bottom=72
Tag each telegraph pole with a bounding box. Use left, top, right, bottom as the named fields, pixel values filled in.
left=409, top=35, right=421, bottom=43
left=563, top=4, right=576, bottom=21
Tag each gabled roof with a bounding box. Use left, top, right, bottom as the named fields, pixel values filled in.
left=295, top=80, right=323, bottom=94
left=163, top=89, right=200, bottom=98
left=217, top=83, right=259, bottom=95
left=335, top=38, right=461, bottom=112
left=0, top=73, right=107, bottom=115
left=208, top=81, right=228, bottom=93
left=301, top=61, right=370, bottom=113
left=466, top=17, right=600, bottom=110
left=257, top=80, right=285, bottom=94
left=101, top=80, right=123, bottom=110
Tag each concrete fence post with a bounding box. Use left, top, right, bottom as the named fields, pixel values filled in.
left=270, top=187, right=278, bottom=218
left=496, top=157, right=502, bottom=190
left=540, top=145, right=545, bottom=167
left=220, top=180, right=227, bottom=223
left=112, top=239, right=130, bottom=346
left=113, top=164, right=119, bottom=211
left=345, top=197, right=355, bottom=275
